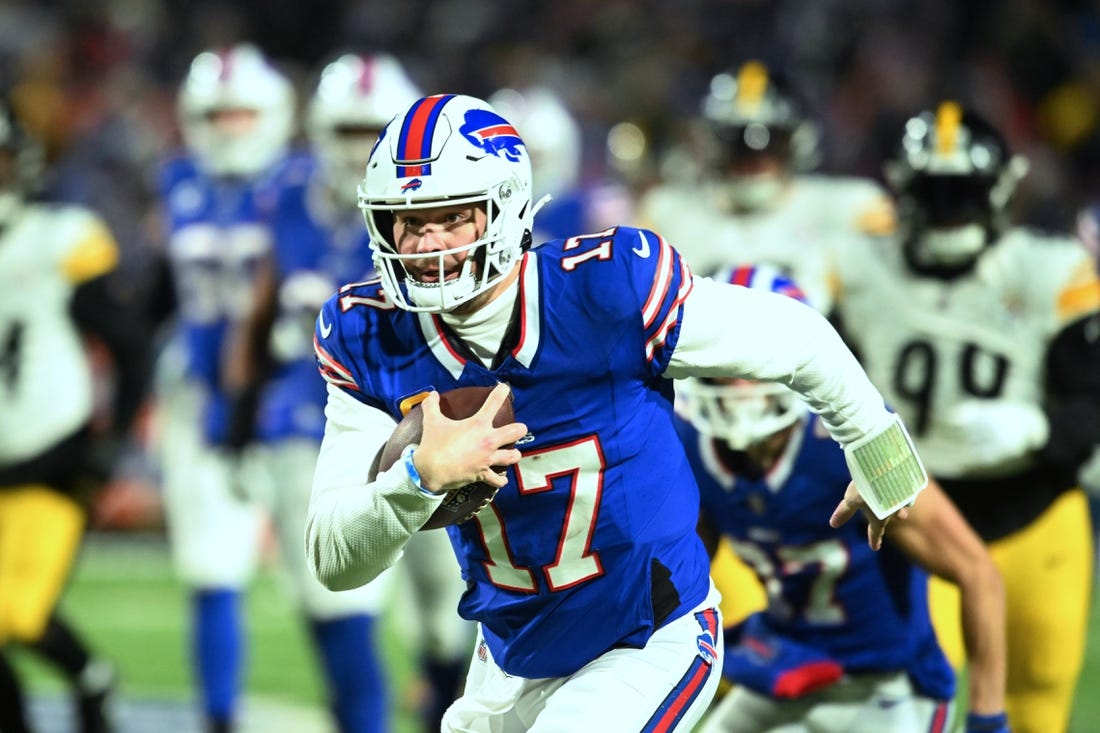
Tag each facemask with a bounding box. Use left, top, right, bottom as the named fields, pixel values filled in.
left=914, top=224, right=987, bottom=267
left=720, top=175, right=785, bottom=213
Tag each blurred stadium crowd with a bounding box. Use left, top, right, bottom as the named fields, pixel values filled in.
left=4, top=0, right=1100, bottom=296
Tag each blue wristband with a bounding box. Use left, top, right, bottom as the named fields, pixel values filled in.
left=966, top=711, right=1009, bottom=733
left=401, top=444, right=435, bottom=496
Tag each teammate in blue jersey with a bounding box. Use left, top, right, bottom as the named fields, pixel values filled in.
left=305, top=93, right=928, bottom=733
left=684, top=267, right=1009, bottom=733
left=220, top=53, right=472, bottom=733
left=153, top=43, right=294, bottom=733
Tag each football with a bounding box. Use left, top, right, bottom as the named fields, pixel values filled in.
left=370, top=385, right=516, bottom=530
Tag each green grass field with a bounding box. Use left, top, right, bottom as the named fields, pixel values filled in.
left=13, top=532, right=423, bottom=733
left=12, top=532, right=1100, bottom=732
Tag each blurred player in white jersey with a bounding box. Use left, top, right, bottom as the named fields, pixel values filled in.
left=153, top=43, right=295, bottom=733
left=637, top=60, right=891, bottom=313
left=221, top=52, right=472, bottom=732
left=0, top=97, right=149, bottom=733
left=637, top=60, right=895, bottom=640
left=834, top=101, right=1100, bottom=733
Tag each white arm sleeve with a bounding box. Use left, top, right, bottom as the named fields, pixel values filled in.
left=306, top=384, right=445, bottom=591
left=666, top=276, right=893, bottom=446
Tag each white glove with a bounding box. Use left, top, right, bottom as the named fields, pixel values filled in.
left=936, top=399, right=1048, bottom=473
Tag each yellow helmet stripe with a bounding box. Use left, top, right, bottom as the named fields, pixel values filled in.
left=736, top=61, right=769, bottom=111
left=935, top=101, right=963, bottom=155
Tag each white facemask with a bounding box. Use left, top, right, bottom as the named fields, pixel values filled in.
left=914, top=224, right=988, bottom=267
left=720, top=175, right=785, bottom=213
left=678, top=379, right=807, bottom=449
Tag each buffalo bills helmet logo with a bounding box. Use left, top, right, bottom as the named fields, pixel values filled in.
left=459, top=109, right=526, bottom=162
left=401, top=178, right=423, bottom=191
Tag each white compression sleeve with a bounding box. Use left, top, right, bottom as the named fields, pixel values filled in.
left=306, top=384, right=444, bottom=590
left=666, top=276, right=893, bottom=446
left=666, top=277, right=926, bottom=517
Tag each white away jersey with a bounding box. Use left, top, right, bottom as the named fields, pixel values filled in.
left=637, top=174, right=891, bottom=313
left=835, top=228, right=1100, bottom=479
left=0, top=204, right=119, bottom=463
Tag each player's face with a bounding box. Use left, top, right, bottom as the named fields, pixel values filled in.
left=725, top=153, right=783, bottom=178
left=392, top=203, right=488, bottom=283
left=206, top=107, right=259, bottom=138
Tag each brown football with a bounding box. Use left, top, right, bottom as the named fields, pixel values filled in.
left=370, top=385, right=516, bottom=530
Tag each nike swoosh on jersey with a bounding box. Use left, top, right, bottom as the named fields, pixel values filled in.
left=632, top=232, right=651, bottom=258
left=320, top=315, right=333, bottom=338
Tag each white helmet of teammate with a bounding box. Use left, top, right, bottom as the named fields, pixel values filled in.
left=701, top=61, right=819, bottom=212
left=677, top=265, right=810, bottom=448
left=488, top=86, right=581, bottom=200
left=359, top=94, right=533, bottom=313
left=308, top=53, right=421, bottom=206
left=0, top=98, right=43, bottom=225
left=885, top=100, right=1029, bottom=275
left=178, top=43, right=295, bottom=178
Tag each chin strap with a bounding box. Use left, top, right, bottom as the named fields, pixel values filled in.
left=532, top=193, right=553, bottom=218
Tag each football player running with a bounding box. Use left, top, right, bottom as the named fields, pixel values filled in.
left=0, top=98, right=149, bottom=733
left=682, top=267, right=1008, bottom=733
left=637, top=60, right=896, bottom=646
left=153, top=43, right=294, bottom=733
left=220, top=52, right=471, bottom=733
left=636, top=60, right=892, bottom=313
left=305, top=93, right=927, bottom=732
left=834, top=101, right=1100, bottom=733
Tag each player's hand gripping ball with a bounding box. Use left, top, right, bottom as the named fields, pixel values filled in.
left=371, top=386, right=516, bottom=530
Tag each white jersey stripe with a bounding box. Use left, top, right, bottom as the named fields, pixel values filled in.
left=646, top=258, right=693, bottom=362
left=641, top=233, right=674, bottom=329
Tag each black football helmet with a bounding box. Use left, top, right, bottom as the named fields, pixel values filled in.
left=699, top=61, right=819, bottom=211
left=884, top=101, right=1028, bottom=277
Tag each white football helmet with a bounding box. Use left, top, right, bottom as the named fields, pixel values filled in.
left=359, top=94, right=533, bottom=313
left=677, top=265, right=809, bottom=448
left=177, top=43, right=295, bottom=178
left=308, top=53, right=421, bottom=206
left=488, top=86, right=580, bottom=199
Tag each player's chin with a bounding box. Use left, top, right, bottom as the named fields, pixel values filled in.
left=408, top=269, right=460, bottom=284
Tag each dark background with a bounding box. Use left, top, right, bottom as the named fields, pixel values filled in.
left=6, top=0, right=1100, bottom=275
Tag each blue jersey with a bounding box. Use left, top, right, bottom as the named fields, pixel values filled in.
left=677, top=414, right=955, bottom=700
left=158, top=154, right=280, bottom=390
left=315, top=227, right=711, bottom=678
left=256, top=156, right=376, bottom=443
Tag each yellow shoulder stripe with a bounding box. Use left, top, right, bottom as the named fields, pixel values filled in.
left=1057, top=260, right=1100, bottom=322
left=855, top=196, right=897, bottom=236
left=60, top=219, right=119, bottom=284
